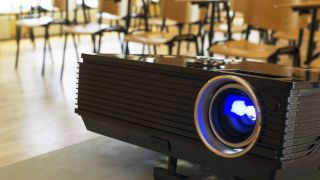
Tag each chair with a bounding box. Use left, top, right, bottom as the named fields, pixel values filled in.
left=15, top=4, right=53, bottom=76
left=15, top=0, right=70, bottom=76
left=60, top=0, right=131, bottom=81
left=203, top=0, right=247, bottom=40
left=208, top=0, right=307, bottom=67
left=142, top=0, right=177, bottom=32
left=273, top=9, right=320, bottom=48
left=124, top=0, right=206, bottom=55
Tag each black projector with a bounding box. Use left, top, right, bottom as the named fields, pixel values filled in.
left=76, top=54, right=320, bottom=180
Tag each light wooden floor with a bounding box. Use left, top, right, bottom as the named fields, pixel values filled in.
left=1, top=30, right=320, bottom=168
left=0, top=31, right=201, bottom=168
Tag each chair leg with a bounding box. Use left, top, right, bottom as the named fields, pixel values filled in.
left=187, top=24, right=192, bottom=51
left=148, top=45, right=151, bottom=54
left=15, top=26, right=21, bottom=69
left=123, top=42, right=129, bottom=55
left=61, top=34, right=69, bottom=82
left=200, top=32, right=206, bottom=56
left=120, top=34, right=124, bottom=54
left=116, top=20, right=121, bottom=41
left=195, top=38, right=199, bottom=56
left=142, top=44, right=145, bottom=54
left=177, top=24, right=183, bottom=55
left=153, top=46, right=157, bottom=55
left=48, top=39, right=54, bottom=64
left=293, top=49, right=301, bottom=67
left=41, top=26, right=49, bottom=77
left=177, top=41, right=181, bottom=55
left=72, top=34, right=80, bottom=62
left=30, top=28, right=36, bottom=50
left=98, top=33, right=103, bottom=53
left=168, top=43, right=173, bottom=55
left=91, top=35, right=97, bottom=53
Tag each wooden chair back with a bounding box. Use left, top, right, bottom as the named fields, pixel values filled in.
left=230, top=0, right=249, bottom=14
left=99, top=0, right=129, bottom=18
left=245, top=0, right=308, bottom=31
left=160, top=0, right=205, bottom=24
left=53, top=0, right=67, bottom=11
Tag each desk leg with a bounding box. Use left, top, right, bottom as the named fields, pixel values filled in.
left=305, top=8, right=318, bottom=65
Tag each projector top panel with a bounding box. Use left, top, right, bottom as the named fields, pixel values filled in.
left=81, top=54, right=320, bottom=83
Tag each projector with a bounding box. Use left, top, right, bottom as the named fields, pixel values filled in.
left=76, top=54, right=320, bottom=180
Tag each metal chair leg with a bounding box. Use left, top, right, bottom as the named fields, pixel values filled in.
left=177, top=24, right=183, bottom=55
left=148, top=45, right=151, bottom=54
left=293, top=49, right=301, bottom=67
left=60, top=34, right=69, bottom=82
left=187, top=24, right=192, bottom=50
left=41, top=26, right=49, bottom=77
left=153, top=46, right=157, bottom=55
left=123, top=42, right=129, bottom=55
left=168, top=43, right=173, bottom=55
left=98, top=33, right=102, bottom=53
left=15, top=26, right=21, bottom=69
left=48, top=39, right=54, bottom=64
left=72, top=34, right=80, bottom=62
left=142, top=44, right=145, bottom=54
left=195, top=38, right=199, bottom=56
left=91, top=35, right=97, bottom=53
left=30, top=28, right=36, bottom=50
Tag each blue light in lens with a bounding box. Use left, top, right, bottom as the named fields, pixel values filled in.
left=223, top=94, right=257, bottom=134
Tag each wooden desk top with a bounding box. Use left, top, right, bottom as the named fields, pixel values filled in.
left=275, top=1, right=320, bottom=10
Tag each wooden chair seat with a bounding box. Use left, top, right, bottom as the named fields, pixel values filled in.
left=16, top=16, right=53, bottom=27
left=205, top=23, right=247, bottom=34
left=221, top=12, right=244, bottom=20
left=209, top=40, right=281, bottom=60
left=125, top=32, right=175, bottom=45
left=98, top=12, right=123, bottom=21
left=63, top=23, right=109, bottom=34
left=146, top=18, right=177, bottom=27
left=274, top=29, right=320, bottom=42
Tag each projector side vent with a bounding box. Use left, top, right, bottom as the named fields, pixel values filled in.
left=281, top=82, right=320, bottom=166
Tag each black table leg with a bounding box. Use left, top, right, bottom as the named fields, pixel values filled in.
left=305, top=8, right=318, bottom=65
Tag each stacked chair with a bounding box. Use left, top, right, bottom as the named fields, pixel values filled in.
left=208, top=0, right=307, bottom=67
left=60, top=0, right=131, bottom=81
left=124, top=0, right=206, bottom=55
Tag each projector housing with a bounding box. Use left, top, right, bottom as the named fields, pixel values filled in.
left=76, top=54, right=320, bottom=180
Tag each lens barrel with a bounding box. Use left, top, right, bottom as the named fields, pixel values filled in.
left=194, top=76, right=262, bottom=158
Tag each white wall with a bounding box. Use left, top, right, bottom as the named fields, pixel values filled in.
left=0, top=0, right=98, bottom=40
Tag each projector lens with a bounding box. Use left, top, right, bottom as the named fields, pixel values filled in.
left=210, top=88, right=257, bottom=145
left=194, top=76, right=262, bottom=158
